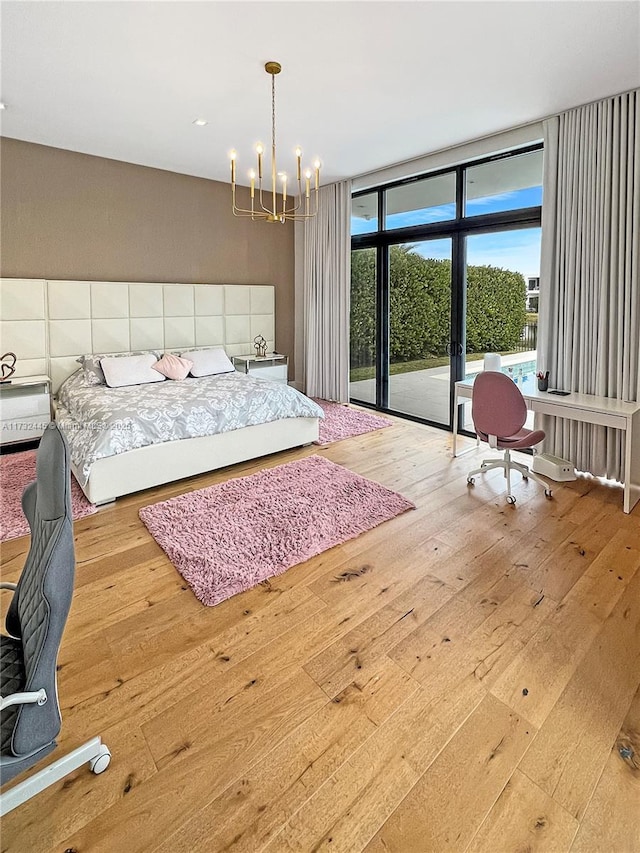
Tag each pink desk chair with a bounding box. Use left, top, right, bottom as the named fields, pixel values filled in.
left=467, top=371, right=553, bottom=505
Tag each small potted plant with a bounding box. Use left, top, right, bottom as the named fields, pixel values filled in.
left=537, top=370, right=549, bottom=391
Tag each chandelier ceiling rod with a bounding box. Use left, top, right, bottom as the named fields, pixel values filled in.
left=230, top=61, right=321, bottom=223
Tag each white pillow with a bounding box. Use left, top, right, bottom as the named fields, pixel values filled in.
left=181, top=347, right=235, bottom=378
left=101, top=354, right=166, bottom=388
left=77, top=350, right=162, bottom=386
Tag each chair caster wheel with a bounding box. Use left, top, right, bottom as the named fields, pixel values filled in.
left=544, top=489, right=553, bottom=499
left=90, top=746, right=111, bottom=775
left=467, top=477, right=475, bottom=486
left=506, top=495, right=516, bottom=505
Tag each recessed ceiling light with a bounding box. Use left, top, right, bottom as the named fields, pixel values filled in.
left=192, top=119, right=208, bottom=126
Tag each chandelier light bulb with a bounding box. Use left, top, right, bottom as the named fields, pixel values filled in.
left=229, top=149, right=237, bottom=184
left=255, top=143, right=264, bottom=155
left=295, top=147, right=302, bottom=158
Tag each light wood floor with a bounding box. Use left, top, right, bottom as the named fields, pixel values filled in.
left=1, top=417, right=639, bottom=852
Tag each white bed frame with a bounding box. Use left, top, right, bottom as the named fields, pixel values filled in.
left=0, top=278, right=319, bottom=503
left=79, top=419, right=319, bottom=505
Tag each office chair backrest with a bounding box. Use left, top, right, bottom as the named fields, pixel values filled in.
left=472, top=371, right=528, bottom=438
left=3, top=423, right=75, bottom=757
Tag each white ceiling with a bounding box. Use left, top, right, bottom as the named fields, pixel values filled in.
left=1, top=1, right=639, bottom=187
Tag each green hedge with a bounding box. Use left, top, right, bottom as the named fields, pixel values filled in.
left=350, top=245, right=527, bottom=363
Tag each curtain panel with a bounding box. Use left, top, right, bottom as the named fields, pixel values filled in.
left=538, top=89, right=639, bottom=481
left=301, top=180, right=351, bottom=402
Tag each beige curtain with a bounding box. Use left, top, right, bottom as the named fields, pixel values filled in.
left=537, top=90, right=640, bottom=481
left=301, top=180, right=351, bottom=402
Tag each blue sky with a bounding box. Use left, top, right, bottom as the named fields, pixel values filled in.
left=410, top=228, right=541, bottom=278
left=351, top=187, right=542, bottom=276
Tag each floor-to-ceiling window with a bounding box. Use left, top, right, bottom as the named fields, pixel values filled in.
left=350, top=145, right=543, bottom=433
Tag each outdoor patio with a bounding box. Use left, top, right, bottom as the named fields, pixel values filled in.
left=350, top=351, right=538, bottom=428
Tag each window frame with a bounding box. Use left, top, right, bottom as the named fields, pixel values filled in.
left=350, top=142, right=543, bottom=432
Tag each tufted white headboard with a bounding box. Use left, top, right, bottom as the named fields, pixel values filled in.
left=0, top=279, right=276, bottom=392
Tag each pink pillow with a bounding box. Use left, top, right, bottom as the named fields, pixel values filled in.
left=152, top=353, right=194, bottom=381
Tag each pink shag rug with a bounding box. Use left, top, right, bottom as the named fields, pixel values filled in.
left=313, top=399, right=393, bottom=444
left=0, top=450, right=98, bottom=542
left=139, top=455, right=414, bottom=606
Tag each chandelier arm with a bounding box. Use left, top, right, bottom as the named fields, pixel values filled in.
left=257, top=182, right=273, bottom=215
left=232, top=207, right=269, bottom=218
left=232, top=185, right=268, bottom=217
left=284, top=193, right=303, bottom=215
left=284, top=183, right=304, bottom=214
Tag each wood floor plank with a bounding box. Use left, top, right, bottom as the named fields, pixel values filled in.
left=306, top=533, right=460, bottom=607
left=390, top=574, right=556, bottom=698
left=465, top=769, right=579, bottom=853
left=62, top=638, right=250, bottom=741
left=151, top=658, right=414, bottom=853
left=570, top=684, right=640, bottom=852
left=104, top=583, right=327, bottom=684
left=389, top=565, right=524, bottom=681
left=563, top=527, right=640, bottom=620
left=59, top=671, right=328, bottom=853
left=1, top=720, right=157, bottom=853
left=523, top=503, right=626, bottom=602
left=141, top=666, right=325, bottom=771
left=262, top=675, right=487, bottom=852
left=489, top=598, right=603, bottom=728
left=363, top=693, right=535, bottom=852
left=303, top=572, right=457, bottom=698
left=66, top=555, right=185, bottom=642
left=520, top=568, right=640, bottom=820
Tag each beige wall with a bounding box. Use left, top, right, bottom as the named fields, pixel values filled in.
left=0, top=138, right=296, bottom=372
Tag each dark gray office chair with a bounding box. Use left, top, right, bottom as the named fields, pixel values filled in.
left=0, top=423, right=110, bottom=816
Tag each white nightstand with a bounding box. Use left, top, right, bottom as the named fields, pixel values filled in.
left=232, top=354, right=289, bottom=384
left=0, top=375, right=52, bottom=446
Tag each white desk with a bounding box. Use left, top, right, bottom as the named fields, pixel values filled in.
left=453, top=378, right=640, bottom=514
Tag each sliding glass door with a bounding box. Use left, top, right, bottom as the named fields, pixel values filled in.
left=465, top=228, right=542, bottom=381
left=349, top=247, right=377, bottom=405
left=350, top=145, right=543, bottom=435
left=461, top=227, right=542, bottom=430
left=388, top=238, right=452, bottom=425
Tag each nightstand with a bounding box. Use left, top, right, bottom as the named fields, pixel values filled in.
left=0, top=375, right=52, bottom=446
left=232, top=354, right=288, bottom=384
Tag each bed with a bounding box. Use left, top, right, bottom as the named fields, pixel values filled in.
left=1, top=277, right=321, bottom=503
left=0, top=277, right=328, bottom=505
left=56, top=368, right=322, bottom=505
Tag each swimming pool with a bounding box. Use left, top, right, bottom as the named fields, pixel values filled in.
left=464, top=358, right=537, bottom=383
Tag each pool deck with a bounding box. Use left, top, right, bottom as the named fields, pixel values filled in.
left=350, top=351, right=537, bottom=426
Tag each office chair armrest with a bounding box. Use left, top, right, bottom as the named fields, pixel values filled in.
left=0, top=583, right=17, bottom=592
left=0, top=689, right=47, bottom=711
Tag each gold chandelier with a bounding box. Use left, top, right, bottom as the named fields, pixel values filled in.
left=230, top=61, right=321, bottom=223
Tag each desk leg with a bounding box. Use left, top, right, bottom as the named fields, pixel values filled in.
left=452, top=399, right=458, bottom=457
left=624, top=410, right=640, bottom=514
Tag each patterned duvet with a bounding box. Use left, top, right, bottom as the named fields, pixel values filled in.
left=56, top=370, right=323, bottom=487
